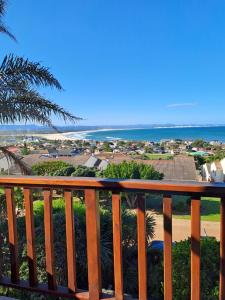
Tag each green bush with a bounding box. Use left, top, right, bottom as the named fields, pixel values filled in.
left=0, top=199, right=156, bottom=299
left=145, top=194, right=190, bottom=213
left=103, top=160, right=163, bottom=180
left=71, top=166, right=97, bottom=177
left=32, top=161, right=71, bottom=176
left=172, top=238, right=219, bottom=300
left=53, top=166, right=75, bottom=176
left=0, top=193, right=220, bottom=299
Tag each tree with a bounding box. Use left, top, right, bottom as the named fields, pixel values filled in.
left=192, top=139, right=209, bottom=148
left=71, top=166, right=97, bottom=177
left=103, top=161, right=164, bottom=207
left=32, top=161, right=71, bottom=176
left=103, top=142, right=113, bottom=152
left=20, top=146, right=30, bottom=156
left=103, top=160, right=163, bottom=180
left=0, top=1, right=81, bottom=174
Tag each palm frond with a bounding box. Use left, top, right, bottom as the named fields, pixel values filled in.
left=0, top=146, right=32, bottom=175
left=0, top=89, right=82, bottom=129
left=0, top=55, right=62, bottom=89
left=0, top=0, right=6, bottom=17
left=0, top=1, right=16, bottom=41
left=0, top=24, right=16, bottom=41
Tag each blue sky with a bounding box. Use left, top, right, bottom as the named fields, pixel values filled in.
left=1, top=0, right=225, bottom=126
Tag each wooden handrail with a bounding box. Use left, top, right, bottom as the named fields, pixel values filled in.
left=0, top=176, right=224, bottom=299
left=0, top=175, right=225, bottom=196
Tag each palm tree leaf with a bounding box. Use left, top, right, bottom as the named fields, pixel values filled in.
left=0, top=146, right=32, bottom=175
left=0, top=1, right=16, bottom=41
left=0, top=55, right=62, bottom=89
left=0, top=0, right=6, bottom=17
left=0, top=24, right=16, bottom=41
left=0, top=89, right=82, bottom=129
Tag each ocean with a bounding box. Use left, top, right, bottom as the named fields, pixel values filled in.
left=66, top=126, right=225, bottom=142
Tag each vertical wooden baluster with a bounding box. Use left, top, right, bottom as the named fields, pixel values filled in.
left=24, top=188, right=37, bottom=286
left=137, top=193, right=147, bottom=300
left=163, top=195, right=172, bottom=300
left=85, top=189, right=101, bottom=300
left=65, top=189, right=76, bottom=293
left=191, top=198, right=201, bottom=300
left=0, top=230, right=2, bottom=280
left=112, top=191, right=123, bottom=300
left=5, top=187, right=19, bottom=283
left=220, top=197, right=225, bottom=300
left=43, top=189, right=56, bottom=290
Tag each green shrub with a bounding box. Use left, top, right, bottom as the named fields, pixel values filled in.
left=172, top=238, right=219, bottom=300
left=71, top=166, right=97, bottom=177
left=32, top=161, right=71, bottom=176
left=103, top=160, right=163, bottom=180
left=53, top=166, right=75, bottom=176
left=0, top=193, right=220, bottom=300
left=0, top=199, right=156, bottom=299
left=145, top=194, right=190, bottom=213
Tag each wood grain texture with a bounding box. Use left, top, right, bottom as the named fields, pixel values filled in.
left=137, top=193, right=147, bottom=300
left=5, top=187, right=19, bottom=283
left=220, top=197, right=225, bottom=300
left=112, top=192, right=123, bottom=300
left=24, top=188, right=37, bottom=286
left=43, top=189, right=56, bottom=290
left=85, top=189, right=101, bottom=300
left=163, top=196, right=172, bottom=300
left=0, top=176, right=225, bottom=196
left=65, top=189, right=76, bottom=293
left=191, top=198, right=201, bottom=300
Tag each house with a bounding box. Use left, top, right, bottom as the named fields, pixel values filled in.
left=170, top=149, right=180, bottom=155
left=0, top=154, right=13, bottom=173
left=47, top=148, right=58, bottom=157
left=84, top=155, right=101, bottom=168
left=58, top=149, right=73, bottom=157
left=202, top=163, right=211, bottom=181
left=84, top=156, right=109, bottom=171
left=210, top=161, right=224, bottom=182
left=108, top=154, right=198, bottom=181
left=98, top=159, right=109, bottom=171
left=202, top=158, right=225, bottom=182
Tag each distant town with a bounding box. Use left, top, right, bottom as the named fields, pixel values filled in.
left=1, top=134, right=225, bottom=182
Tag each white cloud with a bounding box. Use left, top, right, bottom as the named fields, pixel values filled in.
left=166, top=102, right=197, bottom=108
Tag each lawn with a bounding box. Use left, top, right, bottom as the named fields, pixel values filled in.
left=146, top=194, right=220, bottom=222
left=145, top=153, right=173, bottom=160
left=174, top=197, right=220, bottom=222
left=132, top=153, right=174, bottom=160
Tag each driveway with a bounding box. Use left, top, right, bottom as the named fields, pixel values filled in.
left=153, top=214, right=220, bottom=241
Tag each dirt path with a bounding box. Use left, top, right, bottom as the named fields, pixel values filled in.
left=153, top=214, right=220, bottom=241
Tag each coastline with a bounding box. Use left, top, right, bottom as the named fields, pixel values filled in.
left=32, top=128, right=139, bottom=141
left=1, top=125, right=225, bottom=142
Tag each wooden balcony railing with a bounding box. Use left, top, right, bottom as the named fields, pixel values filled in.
left=0, top=176, right=225, bottom=299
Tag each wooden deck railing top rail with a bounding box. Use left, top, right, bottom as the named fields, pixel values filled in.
left=0, top=176, right=224, bottom=300
left=0, top=175, right=225, bottom=196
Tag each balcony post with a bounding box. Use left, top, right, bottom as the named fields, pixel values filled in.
left=85, top=189, right=101, bottom=300
left=220, top=197, right=225, bottom=300
left=191, top=198, right=201, bottom=300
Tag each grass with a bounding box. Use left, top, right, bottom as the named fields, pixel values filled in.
left=144, top=153, right=173, bottom=160
left=132, top=153, right=174, bottom=160
left=146, top=194, right=220, bottom=222
left=174, top=197, right=220, bottom=222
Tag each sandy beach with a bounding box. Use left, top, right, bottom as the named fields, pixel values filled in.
left=31, top=127, right=141, bottom=141
left=31, top=128, right=127, bottom=141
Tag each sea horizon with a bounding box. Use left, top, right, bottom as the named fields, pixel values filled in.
left=1, top=124, right=225, bottom=142
left=64, top=125, right=225, bottom=142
